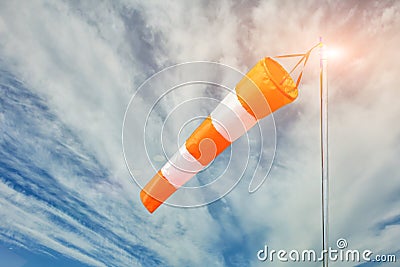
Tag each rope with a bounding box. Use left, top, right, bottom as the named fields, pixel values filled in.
left=274, top=43, right=321, bottom=88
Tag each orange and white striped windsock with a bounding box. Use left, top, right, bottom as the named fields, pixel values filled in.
left=140, top=57, right=300, bottom=213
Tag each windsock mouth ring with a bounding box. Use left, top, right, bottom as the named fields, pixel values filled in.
left=263, top=57, right=298, bottom=101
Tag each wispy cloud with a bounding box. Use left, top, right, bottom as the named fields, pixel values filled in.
left=0, top=0, right=399, bottom=266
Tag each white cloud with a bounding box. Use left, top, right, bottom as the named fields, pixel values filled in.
left=0, top=0, right=399, bottom=266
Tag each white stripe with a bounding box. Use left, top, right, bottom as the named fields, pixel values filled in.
left=210, top=91, right=257, bottom=142
left=161, top=145, right=204, bottom=188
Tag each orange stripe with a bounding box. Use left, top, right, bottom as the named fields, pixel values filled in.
left=235, top=57, right=298, bottom=120
left=185, top=116, right=231, bottom=166
left=140, top=171, right=177, bottom=213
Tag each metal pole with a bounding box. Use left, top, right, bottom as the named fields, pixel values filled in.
left=320, top=38, right=329, bottom=267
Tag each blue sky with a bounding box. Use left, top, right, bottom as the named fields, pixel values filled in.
left=0, top=1, right=399, bottom=266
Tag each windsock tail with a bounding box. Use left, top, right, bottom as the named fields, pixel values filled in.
left=140, top=171, right=177, bottom=213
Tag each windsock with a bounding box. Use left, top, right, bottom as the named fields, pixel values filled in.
left=140, top=55, right=306, bottom=213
